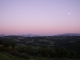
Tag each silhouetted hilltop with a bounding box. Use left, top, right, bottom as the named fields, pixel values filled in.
left=55, top=33, right=80, bottom=36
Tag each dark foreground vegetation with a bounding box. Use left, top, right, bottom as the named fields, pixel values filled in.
left=0, top=36, right=80, bottom=60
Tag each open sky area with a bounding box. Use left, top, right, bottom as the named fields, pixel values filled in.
left=0, top=0, right=80, bottom=35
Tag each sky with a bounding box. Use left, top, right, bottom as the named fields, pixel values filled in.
left=0, top=0, right=80, bottom=35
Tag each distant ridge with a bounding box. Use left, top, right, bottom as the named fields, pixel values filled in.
left=0, top=34, right=5, bottom=37
left=55, top=33, right=80, bottom=36
left=0, top=33, right=80, bottom=37
left=18, top=34, right=40, bottom=37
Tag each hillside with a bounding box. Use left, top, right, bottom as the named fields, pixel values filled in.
left=0, top=52, right=80, bottom=60
left=0, top=52, right=29, bottom=60
left=0, top=36, right=80, bottom=54
left=0, top=36, right=80, bottom=59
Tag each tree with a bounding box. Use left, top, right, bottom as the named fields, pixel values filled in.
left=0, top=39, right=3, bottom=45
left=3, top=41, right=16, bottom=47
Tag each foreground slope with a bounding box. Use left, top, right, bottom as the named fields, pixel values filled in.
left=0, top=52, right=80, bottom=60
left=0, top=52, right=28, bottom=60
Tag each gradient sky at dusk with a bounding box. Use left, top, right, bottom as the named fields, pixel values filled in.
left=0, top=0, right=80, bottom=35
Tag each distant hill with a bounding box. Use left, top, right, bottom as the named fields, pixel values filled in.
left=0, top=34, right=5, bottom=37
left=19, top=34, right=40, bottom=37
left=56, top=33, right=80, bottom=36
left=20, top=33, right=80, bottom=37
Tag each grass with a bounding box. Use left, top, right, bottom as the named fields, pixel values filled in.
left=0, top=52, right=28, bottom=60
left=0, top=52, right=79, bottom=60
left=0, top=52, right=53, bottom=60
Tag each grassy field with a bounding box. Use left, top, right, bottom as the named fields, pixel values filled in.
left=0, top=52, right=29, bottom=60
left=0, top=52, right=54, bottom=60
left=0, top=52, right=79, bottom=60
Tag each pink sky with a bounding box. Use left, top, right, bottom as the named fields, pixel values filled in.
left=0, top=0, right=80, bottom=35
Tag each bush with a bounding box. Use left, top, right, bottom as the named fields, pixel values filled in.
left=10, top=51, right=30, bottom=59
